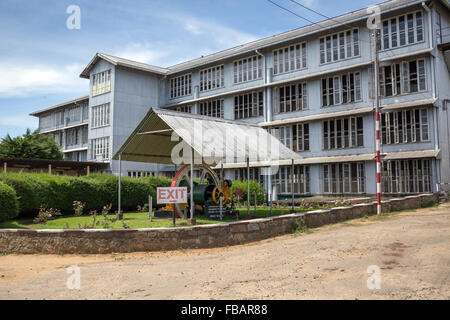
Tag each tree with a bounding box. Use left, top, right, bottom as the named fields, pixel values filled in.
left=0, top=129, right=63, bottom=160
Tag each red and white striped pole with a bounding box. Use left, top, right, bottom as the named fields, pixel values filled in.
left=373, top=29, right=382, bottom=215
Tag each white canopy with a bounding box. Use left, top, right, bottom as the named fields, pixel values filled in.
left=113, top=108, right=300, bottom=166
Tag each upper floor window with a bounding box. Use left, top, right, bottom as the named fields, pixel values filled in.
left=274, top=82, right=308, bottom=114
left=170, top=74, right=192, bottom=99
left=92, top=137, right=110, bottom=161
left=323, top=116, right=363, bottom=150
left=321, top=71, right=362, bottom=107
left=92, top=70, right=111, bottom=96
left=270, top=122, right=310, bottom=152
left=380, top=59, right=426, bottom=97
left=92, top=103, right=110, bottom=128
left=233, top=55, right=263, bottom=84
left=200, top=65, right=224, bottom=92
left=66, top=106, right=81, bottom=124
left=382, top=108, right=429, bottom=145
left=199, top=99, right=224, bottom=118
left=320, top=29, right=359, bottom=64
left=39, top=114, right=52, bottom=130
left=380, top=11, right=423, bottom=51
left=273, top=42, right=307, bottom=75
left=55, top=110, right=64, bottom=128
left=234, top=91, right=264, bottom=120
left=66, top=127, right=87, bottom=147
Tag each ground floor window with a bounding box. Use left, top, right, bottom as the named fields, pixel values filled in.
left=232, top=168, right=264, bottom=186
left=382, top=159, right=431, bottom=193
left=273, top=165, right=310, bottom=195
left=322, top=162, right=365, bottom=194
left=128, top=171, right=154, bottom=178
left=199, top=99, right=224, bottom=118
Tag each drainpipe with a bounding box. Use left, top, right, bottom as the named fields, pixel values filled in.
left=255, top=50, right=268, bottom=122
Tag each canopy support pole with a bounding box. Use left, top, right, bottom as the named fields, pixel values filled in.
left=291, top=159, right=295, bottom=212
left=118, top=153, right=122, bottom=220
left=190, top=148, right=194, bottom=220
left=247, top=157, right=250, bottom=216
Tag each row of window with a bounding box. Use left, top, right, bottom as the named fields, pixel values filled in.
left=233, top=55, right=263, bottom=84
left=92, top=70, right=111, bottom=96
left=65, top=126, right=88, bottom=147
left=170, top=74, right=192, bottom=99
left=232, top=159, right=433, bottom=195
left=380, top=59, right=426, bottom=97
left=323, top=116, right=364, bottom=150
left=382, top=159, right=431, bottom=194
left=273, top=82, right=308, bottom=114
left=200, top=65, right=225, bottom=92
left=273, top=165, right=310, bottom=195
left=322, top=72, right=362, bottom=107
left=320, top=28, right=360, bottom=64
left=380, top=11, right=424, bottom=51
left=234, top=91, right=264, bottom=120
left=382, top=108, right=429, bottom=145
left=271, top=123, right=310, bottom=152
left=91, top=137, right=110, bottom=160
left=199, top=99, right=224, bottom=118
left=39, top=105, right=89, bottom=130
left=92, top=103, right=110, bottom=128
left=128, top=171, right=154, bottom=178
left=273, top=42, right=307, bottom=75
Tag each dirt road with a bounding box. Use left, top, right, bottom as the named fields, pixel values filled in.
left=0, top=203, right=449, bottom=300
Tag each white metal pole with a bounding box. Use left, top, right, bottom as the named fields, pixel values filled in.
left=247, top=157, right=250, bottom=216
left=149, top=195, right=152, bottom=222
left=190, top=148, right=194, bottom=220
left=118, top=153, right=122, bottom=220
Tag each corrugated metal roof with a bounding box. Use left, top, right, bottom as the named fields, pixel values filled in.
left=383, top=149, right=440, bottom=160
left=215, top=153, right=375, bottom=168
left=80, top=53, right=169, bottom=79
left=30, top=94, right=89, bottom=116
left=80, top=0, right=429, bottom=78
left=260, top=107, right=374, bottom=127
left=114, top=108, right=301, bottom=165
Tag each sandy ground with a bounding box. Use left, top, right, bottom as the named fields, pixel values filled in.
left=0, top=203, right=449, bottom=300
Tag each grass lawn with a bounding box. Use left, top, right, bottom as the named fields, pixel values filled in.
left=0, top=206, right=316, bottom=230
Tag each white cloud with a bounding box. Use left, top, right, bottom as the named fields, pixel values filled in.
left=167, top=14, right=259, bottom=48
left=113, top=42, right=169, bottom=66
left=0, top=63, right=88, bottom=98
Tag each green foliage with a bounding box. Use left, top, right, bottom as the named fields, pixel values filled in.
left=231, top=180, right=265, bottom=205
left=0, top=181, right=19, bottom=221
left=0, top=129, right=63, bottom=160
left=0, top=173, right=41, bottom=216
left=0, top=172, right=172, bottom=220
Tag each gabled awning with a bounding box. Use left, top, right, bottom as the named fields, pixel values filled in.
left=113, top=108, right=300, bottom=166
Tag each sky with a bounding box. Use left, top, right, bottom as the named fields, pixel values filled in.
left=0, top=0, right=377, bottom=138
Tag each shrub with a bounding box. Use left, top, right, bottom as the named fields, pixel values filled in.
left=0, top=173, right=41, bottom=217
left=0, top=181, right=19, bottom=221
left=231, top=180, right=265, bottom=205
left=0, top=172, right=173, bottom=218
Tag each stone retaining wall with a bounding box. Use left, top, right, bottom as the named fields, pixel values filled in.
left=0, top=193, right=439, bottom=254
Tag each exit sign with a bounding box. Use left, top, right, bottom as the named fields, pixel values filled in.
left=157, top=187, right=188, bottom=204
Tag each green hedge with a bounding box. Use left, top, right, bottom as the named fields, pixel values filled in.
left=0, top=181, right=19, bottom=221
left=231, top=180, right=265, bottom=205
left=0, top=173, right=172, bottom=219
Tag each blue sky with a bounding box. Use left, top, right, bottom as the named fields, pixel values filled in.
left=0, top=0, right=377, bottom=138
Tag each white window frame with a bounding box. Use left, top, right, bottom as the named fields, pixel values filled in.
left=170, top=74, right=192, bottom=99
left=233, top=55, right=263, bottom=84
left=319, top=28, right=360, bottom=65
left=199, top=65, right=225, bottom=92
